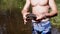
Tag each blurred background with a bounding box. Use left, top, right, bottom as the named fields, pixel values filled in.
left=0, top=0, right=60, bottom=34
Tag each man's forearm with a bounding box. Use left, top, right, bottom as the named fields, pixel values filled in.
left=49, top=11, right=58, bottom=17
left=46, top=11, right=58, bottom=17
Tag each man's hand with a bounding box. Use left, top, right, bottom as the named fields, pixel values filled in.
left=36, top=14, right=46, bottom=21
left=21, top=0, right=30, bottom=24
left=23, top=12, right=30, bottom=24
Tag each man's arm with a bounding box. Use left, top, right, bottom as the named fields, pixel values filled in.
left=46, top=0, right=58, bottom=17
left=21, top=0, right=30, bottom=24
left=21, top=0, right=30, bottom=15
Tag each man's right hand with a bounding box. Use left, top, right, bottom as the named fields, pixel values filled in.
left=23, top=12, right=30, bottom=24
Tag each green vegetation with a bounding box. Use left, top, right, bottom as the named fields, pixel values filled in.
left=51, top=0, right=60, bottom=28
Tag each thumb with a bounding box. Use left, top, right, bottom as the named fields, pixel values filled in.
left=36, top=16, right=39, bottom=20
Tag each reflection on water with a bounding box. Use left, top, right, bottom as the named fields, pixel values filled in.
left=0, top=9, right=60, bottom=34
left=0, top=24, right=7, bottom=34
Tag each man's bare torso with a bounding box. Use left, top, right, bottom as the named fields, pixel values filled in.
left=30, top=0, right=50, bottom=21
left=22, top=0, right=57, bottom=24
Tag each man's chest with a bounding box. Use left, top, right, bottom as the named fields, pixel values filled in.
left=30, top=0, right=49, bottom=6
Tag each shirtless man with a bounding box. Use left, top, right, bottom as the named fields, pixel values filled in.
left=21, top=0, right=58, bottom=34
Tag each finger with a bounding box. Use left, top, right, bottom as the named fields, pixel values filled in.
left=24, top=19, right=27, bottom=24
left=24, top=21, right=26, bottom=24
left=36, top=16, right=43, bottom=20
left=24, top=19, right=27, bottom=22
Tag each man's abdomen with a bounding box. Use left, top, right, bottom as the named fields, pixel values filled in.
left=32, top=5, right=49, bottom=22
